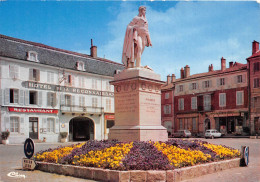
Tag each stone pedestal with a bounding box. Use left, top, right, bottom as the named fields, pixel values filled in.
left=108, top=67, right=168, bottom=142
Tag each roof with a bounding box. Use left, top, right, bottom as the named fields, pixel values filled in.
left=0, top=34, right=124, bottom=77
left=247, top=50, right=260, bottom=59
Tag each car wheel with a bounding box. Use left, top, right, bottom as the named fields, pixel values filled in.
left=211, top=135, right=214, bottom=139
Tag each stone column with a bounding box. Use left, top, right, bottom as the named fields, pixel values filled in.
left=108, top=68, right=168, bottom=142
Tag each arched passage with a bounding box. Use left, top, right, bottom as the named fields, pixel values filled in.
left=69, top=117, right=94, bottom=141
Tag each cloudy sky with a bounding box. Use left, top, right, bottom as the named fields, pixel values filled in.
left=0, top=1, right=259, bottom=80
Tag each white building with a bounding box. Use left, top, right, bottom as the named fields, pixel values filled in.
left=0, top=34, right=124, bottom=144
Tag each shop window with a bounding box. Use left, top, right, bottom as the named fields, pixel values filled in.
left=10, top=116, right=19, bottom=133
left=10, top=89, right=19, bottom=104
left=47, top=118, right=55, bottom=133
left=106, top=120, right=115, bottom=129
left=29, top=91, right=37, bottom=105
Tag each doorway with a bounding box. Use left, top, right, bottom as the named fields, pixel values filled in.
left=69, top=117, right=94, bottom=141
left=29, top=117, right=38, bottom=139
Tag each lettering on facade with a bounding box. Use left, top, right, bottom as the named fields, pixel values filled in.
left=24, top=81, right=114, bottom=97
left=115, top=93, right=137, bottom=113
left=8, top=107, right=58, bottom=114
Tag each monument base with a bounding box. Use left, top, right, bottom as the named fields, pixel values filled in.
left=108, top=125, right=168, bottom=142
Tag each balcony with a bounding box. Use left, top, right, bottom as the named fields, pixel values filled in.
left=198, top=105, right=214, bottom=112
left=60, top=105, right=104, bottom=115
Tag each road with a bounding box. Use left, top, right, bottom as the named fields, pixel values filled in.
left=0, top=139, right=259, bottom=182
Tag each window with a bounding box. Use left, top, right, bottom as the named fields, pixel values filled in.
left=92, top=97, right=98, bottom=107
left=47, top=118, right=55, bottom=133
left=219, top=93, right=226, bottom=107
left=178, top=98, right=184, bottom=111
left=179, top=119, right=183, bottom=130
left=76, top=61, right=85, bottom=71
left=236, top=91, right=244, bottom=105
left=65, top=95, right=71, bottom=106
left=164, top=105, right=171, bottom=114
left=191, top=97, right=197, bottom=110
left=192, top=118, right=197, bottom=131
left=254, top=78, right=260, bottom=88
left=179, top=85, right=184, bottom=92
left=79, top=96, right=85, bottom=107
left=204, top=95, right=211, bottom=111
left=106, top=98, right=112, bottom=112
left=254, top=62, right=260, bottom=72
left=10, top=89, right=19, bottom=104
left=92, top=79, right=97, bottom=90
left=237, top=75, right=243, bottom=83
left=47, top=92, right=56, bottom=107
left=220, top=78, right=225, bottom=86
left=9, top=65, right=19, bottom=79
left=29, top=91, right=37, bottom=105
left=203, top=80, right=211, bottom=88
left=27, top=51, right=39, bottom=62
left=47, top=72, right=54, bottom=83
left=10, top=117, right=19, bottom=133
left=65, top=74, right=73, bottom=85
left=79, top=77, right=85, bottom=88
left=190, top=83, right=197, bottom=90
left=29, top=69, right=40, bottom=81
left=165, top=93, right=169, bottom=99
left=106, top=81, right=111, bottom=91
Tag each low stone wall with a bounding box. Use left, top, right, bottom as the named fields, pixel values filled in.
left=36, top=158, right=240, bottom=182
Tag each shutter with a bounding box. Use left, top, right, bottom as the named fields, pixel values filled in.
left=19, top=117, right=25, bottom=134
left=5, top=117, right=10, bottom=131
left=47, top=92, right=50, bottom=106
left=242, top=74, right=246, bottom=83
left=4, top=88, right=10, bottom=105
left=202, top=81, right=205, bottom=88
left=0, top=89, right=3, bottom=105
left=38, top=91, right=42, bottom=106
left=209, top=80, right=212, bottom=87
left=169, top=105, right=171, bottom=114
left=83, top=96, right=85, bottom=106
left=53, top=93, right=58, bottom=107
left=47, top=72, right=50, bottom=83
left=196, top=83, right=199, bottom=89
left=42, top=117, right=47, bottom=133
left=79, top=96, right=82, bottom=106
left=60, top=94, right=65, bottom=106
left=71, top=95, right=75, bottom=106
left=15, top=66, right=19, bottom=79
left=233, top=76, right=237, bottom=84
left=55, top=118, right=59, bottom=134
left=164, top=105, right=166, bottom=114
left=25, top=90, right=29, bottom=105
left=29, top=68, right=33, bottom=80
left=82, top=78, right=85, bottom=88
left=19, top=90, right=24, bottom=105
left=217, top=78, right=220, bottom=86
left=36, top=70, right=40, bottom=82
left=71, top=75, right=74, bottom=86
left=189, top=83, right=192, bottom=90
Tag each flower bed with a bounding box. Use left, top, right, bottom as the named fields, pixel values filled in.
left=34, top=139, right=240, bottom=171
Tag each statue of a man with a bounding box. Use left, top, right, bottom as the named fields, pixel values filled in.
left=122, top=6, right=152, bottom=68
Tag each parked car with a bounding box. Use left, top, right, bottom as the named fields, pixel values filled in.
left=172, top=130, right=192, bottom=138
left=204, top=129, right=222, bottom=139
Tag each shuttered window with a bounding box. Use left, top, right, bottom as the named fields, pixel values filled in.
left=219, top=93, right=226, bottom=107
left=47, top=118, right=55, bottom=133
left=10, top=89, right=19, bottom=104
left=236, top=91, right=244, bottom=105
left=47, top=92, right=56, bottom=107
left=178, top=98, right=184, bottom=111
left=164, top=105, right=171, bottom=114
left=9, top=65, right=19, bottom=79
left=191, top=97, right=197, bottom=110
left=47, top=71, right=54, bottom=83
left=204, top=95, right=211, bottom=111
left=10, top=117, right=19, bottom=133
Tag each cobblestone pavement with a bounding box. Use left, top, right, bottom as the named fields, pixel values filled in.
left=0, top=139, right=259, bottom=182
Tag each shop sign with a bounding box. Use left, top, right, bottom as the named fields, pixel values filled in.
left=8, top=107, right=58, bottom=114
left=105, top=115, right=115, bottom=120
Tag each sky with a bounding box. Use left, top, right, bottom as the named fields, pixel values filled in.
left=0, top=1, right=259, bottom=81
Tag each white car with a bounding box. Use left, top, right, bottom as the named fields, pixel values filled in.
left=204, top=129, right=222, bottom=139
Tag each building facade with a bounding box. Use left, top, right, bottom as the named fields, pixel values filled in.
left=162, top=54, right=254, bottom=136
left=0, top=34, right=124, bottom=144
left=247, top=41, right=260, bottom=135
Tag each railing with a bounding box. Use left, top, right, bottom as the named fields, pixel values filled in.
left=60, top=105, right=104, bottom=115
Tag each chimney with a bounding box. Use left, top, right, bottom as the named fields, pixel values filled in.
left=180, top=68, right=184, bottom=79
left=221, top=57, right=226, bottom=71
left=184, top=65, right=190, bottom=78
left=229, top=61, right=234, bottom=68
left=90, top=39, right=97, bottom=58
left=252, top=40, right=259, bottom=55
left=171, top=74, right=176, bottom=83
left=208, top=64, right=214, bottom=72
left=167, top=75, right=171, bottom=84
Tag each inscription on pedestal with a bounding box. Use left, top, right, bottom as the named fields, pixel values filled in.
left=115, top=92, right=138, bottom=113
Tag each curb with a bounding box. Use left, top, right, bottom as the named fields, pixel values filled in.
left=36, top=158, right=240, bottom=182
